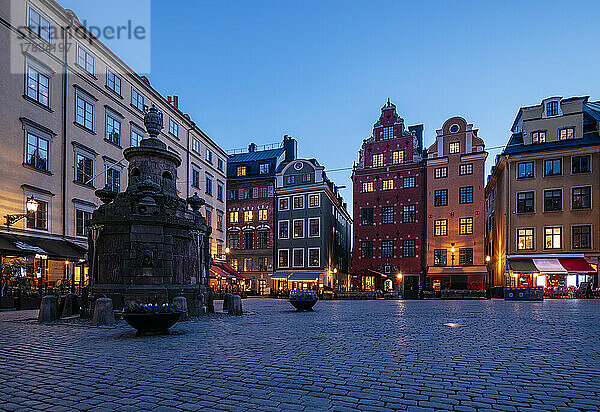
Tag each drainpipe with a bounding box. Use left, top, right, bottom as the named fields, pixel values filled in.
left=62, top=17, right=73, bottom=238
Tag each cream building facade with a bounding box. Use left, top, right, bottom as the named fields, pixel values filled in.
left=0, top=0, right=227, bottom=297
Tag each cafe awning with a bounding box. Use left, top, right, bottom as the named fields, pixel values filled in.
left=288, top=272, right=321, bottom=281
left=0, top=233, right=86, bottom=259
left=508, top=256, right=596, bottom=274
left=270, top=272, right=291, bottom=280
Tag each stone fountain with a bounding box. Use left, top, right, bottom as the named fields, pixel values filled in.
left=87, top=106, right=212, bottom=315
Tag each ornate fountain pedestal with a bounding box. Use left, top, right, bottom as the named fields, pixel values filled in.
left=88, top=107, right=212, bottom=316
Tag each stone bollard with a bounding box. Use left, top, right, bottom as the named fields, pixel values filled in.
left=61, top=294, right=79, bottom=317
left=92, top=298, right=115, bottom=326
left=38, top=296, right=59, bottom=323
left=173, top=296, right=189, bottom=321
left=223, top=293, right=233, bottom=313
left=205, top=290, right=215, bottom=313
left=228, top=295, right=243, bottom=316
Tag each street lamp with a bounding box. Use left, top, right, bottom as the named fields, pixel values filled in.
left=450, top=243, right=456, bottom=267
left=5, top=197, right=39, bottom=229
left=485, top=255, right=491, bottom=263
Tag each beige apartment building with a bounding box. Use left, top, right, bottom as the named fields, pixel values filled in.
left=425, top=117, right=488, bottom=293
left=0, top=0, right=227, bottom=301
left=485, top=97, right=600, bottom=294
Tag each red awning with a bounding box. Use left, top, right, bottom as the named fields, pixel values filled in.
left=558, top=258, right=596, bottom=273
left=209, top=264, right=229, bottom=279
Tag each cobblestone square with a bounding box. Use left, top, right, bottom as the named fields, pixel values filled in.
left=1, top=299, right=600, bottom=411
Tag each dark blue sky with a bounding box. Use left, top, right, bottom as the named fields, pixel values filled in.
left=64, top=0, right=600, bottom=206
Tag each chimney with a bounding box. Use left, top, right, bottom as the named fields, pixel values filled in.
left=167, top=95, right=179, bottom=110
left=283, top=134, right=297, bottom=163
left=248, top=143, right=257, bottom=153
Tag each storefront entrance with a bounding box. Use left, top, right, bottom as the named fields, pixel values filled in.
left=403, top=276, right=419, bottom=299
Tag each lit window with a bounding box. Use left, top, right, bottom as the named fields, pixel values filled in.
left=362, top=182, right=374, bottom=192
left=230, top=258, right=239, bottom=271
left=434, top=249, right=446, bottom=266
left=392, top=150, right=404, bottom=164
left=434, top=219, right=447, bottom=236
left=559, top=127, right=575, bottom=140
left=229, top=211, right=238, bottom=223
left=278, top=250, right=289, bottom=268
left=372, top=153, right=384, bottom=167
left=459, top=164, right=473, bottom=175
left=382, top=179, right=394, bottom=190
left=532, top=131, right=546, bottom=144
left=459, top=217, right=473, bottom=235
left=544, top=227, right=562, bottom=249
left=572, top=186, right=591, bottom=209
left=309, top=194, right=319, bottom=207
left=293, top=220, right=304, bottom=238
left=243, top=258, right=252, bottom=272
left=258, top=209, right=267, bottom=221
left=449, top=142, right=460, bottom=154
left=517, top=228, right=534, bottom=250
left=244, top=211, right=253, bottom=222
left=237, top=166, right=246, bottom=176
left=434, top=167, right=447, bottom=179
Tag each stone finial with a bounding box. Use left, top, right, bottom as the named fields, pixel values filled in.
left=186, top=192, right=205, bottom=213
left=95, top=185, right=117, bottom=204
left=144, top=105, right=163, bottom=138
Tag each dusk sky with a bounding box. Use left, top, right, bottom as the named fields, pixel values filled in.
left=62, top=0, right=600, bottom=207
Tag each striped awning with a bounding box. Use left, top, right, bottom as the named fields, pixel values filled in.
left=508, top=257, right=596, bottom=274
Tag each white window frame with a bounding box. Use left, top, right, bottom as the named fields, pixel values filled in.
left=105, top=108, right=122, bottom=146
left=131, top=87, right=144, bottom=111
left=206, top=148, right=213, bottom=164
left=22, top=122, right=52, bottom=172
left=25, top=58, right=52, bottom=108
left=76, top=44, right=95, bottom=75
left=27, top=5, right=52, bottom=43
left=279, top=197, right=290, bottom=211
left=104, top=159, right=122, bottom=192
left=192, top=136, right=201, bottom=154
left=73, top=146, right=96, bottom=186
left=23, top=188, right=51, bottom=232
left=543, top=226, right=563, bottom=250
left=278, top=249, right=289, bottom=269
left=292, top=248, right=305, bottom=268
left=308, top=247, right=320, bottom=267
left=308, top=193, right=320, bottom=208
left=106, top=68, right=122, bottom=95
left=516, top=190, right=536, bottom=213
left=205, top=172, right=213, bottom=196
left=543, top=188, right=563, bottom=212
left=74, top=204, right=94, bottom=238
left=571, top=224, right=593, bottom=250
left=169, top=118, right=179, bottom=138
left=516, top=227, right=535, bottom=251
left=75, top=90, right=95, bottom=132
left=308, top=217, right=320, bottom=238
left=293, top=219, right=305, bottom=239
left=278, top=220, right=290, bottom=240
left=130, top=125, right=144, bottom=147
left=571, top=185, right=592, bottom=210
left=293, top=195, right=304, bottom=210
left=217, top=158, right=224, bottom=171
left=217, top=181, right=224, bottom=201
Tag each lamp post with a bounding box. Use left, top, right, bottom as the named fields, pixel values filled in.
left=450, top=243, right=456, bottom=267
left=4, top=197, right=39, bottom=229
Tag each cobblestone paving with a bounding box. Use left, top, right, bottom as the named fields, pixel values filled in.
left=1, top=299, right=600, bottom=411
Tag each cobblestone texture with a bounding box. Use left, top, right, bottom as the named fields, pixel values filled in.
left=1, top=299, right=600, bottom=411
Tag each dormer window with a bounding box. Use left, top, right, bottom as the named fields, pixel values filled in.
left=546, top=101, right=559, bottom=116
left=531, top=130, right=546, bottom=144
left=559, top=127, right=575, bottom=140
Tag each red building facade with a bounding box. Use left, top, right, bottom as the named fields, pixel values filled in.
left=351, top=100, right=425, bottom=297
